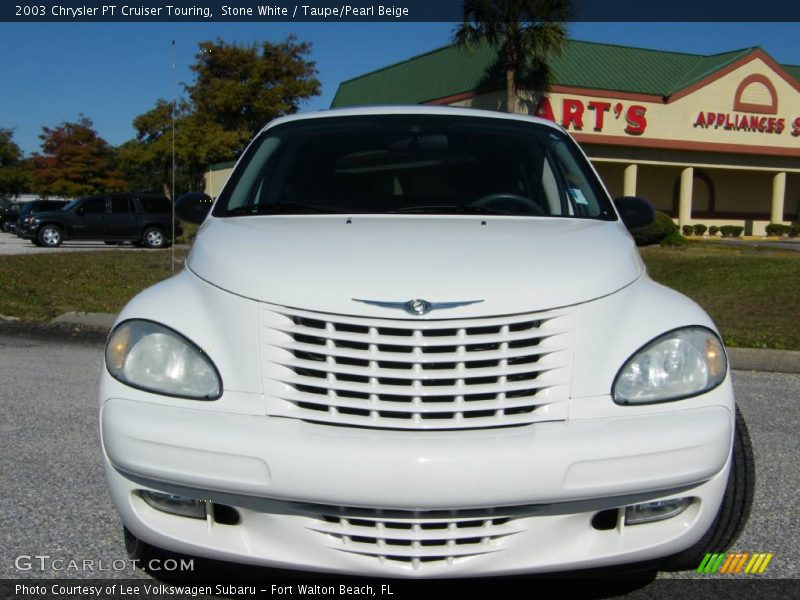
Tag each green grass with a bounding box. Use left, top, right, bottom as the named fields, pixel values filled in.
left=0, top=248, right=187, bottom=322
left=641, top=242, right=800, bottom=350
left=1, top=241, right=799, bottom=350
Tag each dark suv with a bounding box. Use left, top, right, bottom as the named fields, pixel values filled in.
left=17, top=193, right=182, bottom=248
left=0, top=203, right=22, bottom=232
left=5, top=200, right=67, bottom=234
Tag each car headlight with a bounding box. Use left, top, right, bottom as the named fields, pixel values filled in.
left=613, top=326, right=726, bottom=404
left=105, top=320, right=221, bottom=399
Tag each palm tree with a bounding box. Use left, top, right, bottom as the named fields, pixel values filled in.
left=454, top=0, right=570, bottom=113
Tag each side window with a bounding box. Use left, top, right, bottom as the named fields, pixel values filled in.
left=111, top=197, right=131, bottom=213
left=82, top=197, right=108, bottom=214
left=138, top=196, right=170, bottom=213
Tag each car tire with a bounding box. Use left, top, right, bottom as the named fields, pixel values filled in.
left=122, top=526, right=160, bottom=564
left=142, top=227, right=166, bottom=249
left=662, top=405, right=755, bottom=571
left=37, top=225, right=63, bottom=248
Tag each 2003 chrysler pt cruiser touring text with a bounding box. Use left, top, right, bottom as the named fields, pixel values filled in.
left=100, top=106, right=754, bottom=577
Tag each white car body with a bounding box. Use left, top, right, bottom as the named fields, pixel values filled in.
left=100, top=106, right=739, bottom=577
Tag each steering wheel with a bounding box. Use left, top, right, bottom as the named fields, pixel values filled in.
left=468, top=193, right=545, bottom=215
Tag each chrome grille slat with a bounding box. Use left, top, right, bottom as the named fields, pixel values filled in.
left=274, top=356, right=565, bottom=380
left=279, top=390, right=554, bottom=413
left=332, top=545, right=503, bottom=559
left=260, top=304, right=573, bottom=430
left=276, top=374, right=558, bottom=397
left=268, top=323, right=562, bottom=347
left=271, top=339, right=558, bottom=364
left=278, top=408, right=558, bottom=430
left=310, top=523, right=525, bottom=542
left=272, top=306, right=566, bottom=330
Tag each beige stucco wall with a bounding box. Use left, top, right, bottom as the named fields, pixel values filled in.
left=205, top=167, right=233, bottom=199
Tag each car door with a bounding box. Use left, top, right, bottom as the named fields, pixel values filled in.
left=109, top=196, right=139, bottom=239
left=69, top=196, right=108, bottom=239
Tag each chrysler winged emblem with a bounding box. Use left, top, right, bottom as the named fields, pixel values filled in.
left=352, top=298, right=483, bottom=316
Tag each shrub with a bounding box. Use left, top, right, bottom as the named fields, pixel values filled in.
left=789, top=226, right=800, bottom=238
left=175, top=221, right=199, bottom=245
left=708, top=225, right=719, bottom=236
left=693, top=224, right=707, bottom=236
left=681, top=224, right=694, bottom=236
left=660, top=230, right=687, bottom=247
left=630, top=211, right=677, bottom=246
left=765, top=223, right=790, bottom=237
left=719, top=225, right=744, bottom=238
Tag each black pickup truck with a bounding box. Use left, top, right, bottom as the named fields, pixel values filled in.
left=17, top=193, right=182, bottom=248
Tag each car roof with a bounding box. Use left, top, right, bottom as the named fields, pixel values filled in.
left=262, top=105, right=564, bottom=135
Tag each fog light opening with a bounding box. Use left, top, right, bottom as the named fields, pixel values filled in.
left=140, top=490, right=207, bottom=520
left=591, top=508, right=620, bottom=531
left=212, top=503, right=241, bottom=526
left=624, top=497, right=693, bottom=526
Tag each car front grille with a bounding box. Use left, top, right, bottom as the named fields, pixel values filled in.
left=303, top=507, right=527, bottom=568
left=259, top=304, right=573, bottom=430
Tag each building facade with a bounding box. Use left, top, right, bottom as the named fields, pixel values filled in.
left=330, top=40, right=800, bottom=235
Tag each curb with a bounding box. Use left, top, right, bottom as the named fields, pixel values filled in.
left=50, top=311, right=117, bottom=330
left=727, top=347, right=800, bottom=375
left=4, top=313, right=800, bottom=375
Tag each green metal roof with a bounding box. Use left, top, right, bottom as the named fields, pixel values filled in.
left=784, top=63, right=800, bottom=80
left=331, top=39, right=799, bottom=107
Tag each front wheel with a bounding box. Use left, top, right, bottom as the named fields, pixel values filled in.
left=142, top=227, right=166, bottom=249
left=37, top=224, right=63, bottom=247
left=663, top=405, right=755, bottom=570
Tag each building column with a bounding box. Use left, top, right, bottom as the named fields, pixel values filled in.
left=678, top=167, right=694, bottom=226
left=771, top=171, right=787, bottom=224
left=623, top=164, right=638, bottom=197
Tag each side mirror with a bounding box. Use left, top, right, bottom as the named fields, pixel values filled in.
left=614, top=196, right=654, bottom=230
left=176, top=192, right=213, bottom=224
left=76, top=206, right=85, bottom=216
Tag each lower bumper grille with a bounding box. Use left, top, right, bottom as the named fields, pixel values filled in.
left=305, top=509, right=526, bottom=568
left=260, top=304, right=574, bottom=430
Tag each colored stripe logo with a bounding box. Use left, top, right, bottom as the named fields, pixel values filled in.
left=697, top=552, right=773, bottom=575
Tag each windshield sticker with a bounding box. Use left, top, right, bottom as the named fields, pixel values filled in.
left=569, top=187, right=589, bottom=205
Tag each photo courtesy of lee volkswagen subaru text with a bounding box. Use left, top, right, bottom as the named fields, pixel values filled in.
left=99, top=106, right=753, bottom=577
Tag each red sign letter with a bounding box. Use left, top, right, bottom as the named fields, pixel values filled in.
left=562, top=99, right=585, bottom=130
left=625, top=105, right=647, bottom=135
left=587, top=101, right=611, bottom=131
left=535, top=97, right=555, bottom=122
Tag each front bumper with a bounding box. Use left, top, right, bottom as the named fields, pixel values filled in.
left=101, top=387, right=734, bottom=577
left=17, top=223, right=36, bottom=239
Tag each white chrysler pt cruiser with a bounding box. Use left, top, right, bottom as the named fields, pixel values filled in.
left=100, top=106, right=753, bottom=577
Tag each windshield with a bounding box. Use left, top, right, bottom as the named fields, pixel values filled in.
left=214, top=115, right=615, bottom=220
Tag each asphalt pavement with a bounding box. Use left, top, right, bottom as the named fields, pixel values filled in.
left=0, top=233, right=139, bottom=255
left=0, top=330, right=797, bottom=597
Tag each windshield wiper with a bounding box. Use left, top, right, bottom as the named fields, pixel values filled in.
left=228, top=202, right=344, bottom=215
left=388, top=205, right=516, bottom=216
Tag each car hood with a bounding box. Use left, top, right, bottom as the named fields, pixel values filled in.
left=21, top=210, right=65, bottom=220
left=186, top=215, right=643, bottom=317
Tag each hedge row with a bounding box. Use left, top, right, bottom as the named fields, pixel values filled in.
left=765, top=223, right=800, bottom=237
left=681, top=224, right=745, bottom=238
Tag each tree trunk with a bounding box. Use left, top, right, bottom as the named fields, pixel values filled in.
left=506, top=68, right=517, bottom=113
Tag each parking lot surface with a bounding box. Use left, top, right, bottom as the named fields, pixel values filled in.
left=0, top=233, right=141, bottom=255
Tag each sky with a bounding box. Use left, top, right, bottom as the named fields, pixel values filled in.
left=0, top=21, right=797, bottom=156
